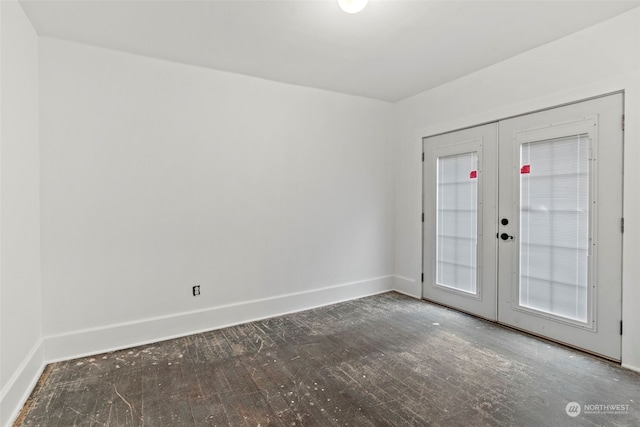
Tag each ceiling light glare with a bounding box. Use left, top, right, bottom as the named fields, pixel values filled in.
left=338, top=0, right=368, bottom=14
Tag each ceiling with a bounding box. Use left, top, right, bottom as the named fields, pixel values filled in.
left=20, top=0, right=640, bottom=102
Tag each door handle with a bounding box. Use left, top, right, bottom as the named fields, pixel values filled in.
left=499, top=233, right=514, bottom=241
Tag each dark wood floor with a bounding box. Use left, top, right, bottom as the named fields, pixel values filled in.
left=16, top=292, right=640, bottom=426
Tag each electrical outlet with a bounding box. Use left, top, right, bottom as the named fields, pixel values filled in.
left=192, top=285, right=200, bottom=296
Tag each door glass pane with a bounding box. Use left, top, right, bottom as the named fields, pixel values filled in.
left=436, top=152, right=478, bottom=294
left=519, top=135, right=589, bottom=322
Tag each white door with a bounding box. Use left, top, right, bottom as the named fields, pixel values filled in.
left=423, top=94, right=623, bottom=360
left=497, top=94, right=623, bottom=360
left=422, top=123, right=498, bottom=320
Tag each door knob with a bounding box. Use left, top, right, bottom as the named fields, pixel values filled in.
left=500, top=233, right=514, bottom=241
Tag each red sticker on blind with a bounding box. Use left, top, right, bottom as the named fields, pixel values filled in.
left=520, top=164, right=530, bottom=174
left=469, top=170, right=477, bottom=179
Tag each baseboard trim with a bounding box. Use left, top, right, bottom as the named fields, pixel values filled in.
left=44, top=275, right=395, bottom=363
left=393, top=275, right=422, bottom=298
left=621, top=363, right=640, bottom=374
left=3, top=275, right=402, bottom=426
left=0, top=340, right=45, bottom=427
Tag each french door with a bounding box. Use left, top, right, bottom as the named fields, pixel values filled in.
left=422, top=123, right=498, bottom=320
left=422, top=94, right=623, bottom=360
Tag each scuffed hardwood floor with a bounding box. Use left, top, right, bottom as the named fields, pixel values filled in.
left=15, top=292, right=640, bottom=426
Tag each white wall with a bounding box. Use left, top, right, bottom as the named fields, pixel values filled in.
left=0, top=1, right=44, bottom=426
left=39, top=38, right=395, bottom=360
left=394, top=8, right=640, bottom=370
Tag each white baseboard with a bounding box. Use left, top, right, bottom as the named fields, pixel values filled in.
left=393, top=275, right=422, bottom=298
left=621, top=363, right=640, bottom=374
left=44, top=275, right=395, bottom=363
left=0, top=340, right=45, bottom=427
left=4, top=275, right=398, bottom=426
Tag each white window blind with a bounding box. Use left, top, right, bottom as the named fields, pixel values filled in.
left=519, top=135, right=589, bottom=322
left=436, top=152, right=478, bottom=294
